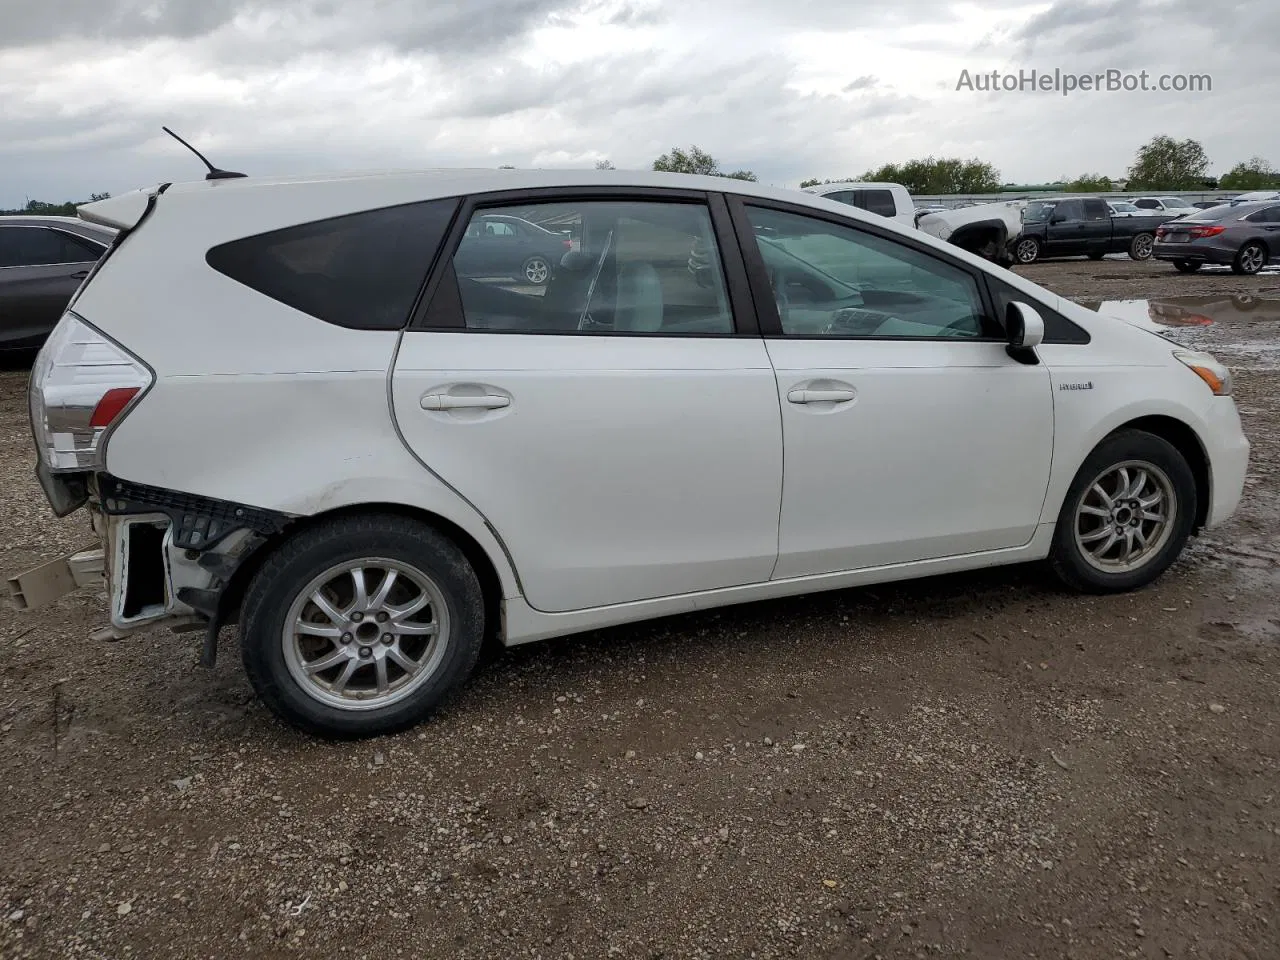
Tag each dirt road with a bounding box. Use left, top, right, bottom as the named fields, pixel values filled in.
left=2, top=257, right=1277, bottom=959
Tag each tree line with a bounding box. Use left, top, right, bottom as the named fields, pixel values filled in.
left=644, top=136, right=1278, bottom=194
left=11, top=135, right=1278, bottom=212
left=0, top=194, right=111, bottom=217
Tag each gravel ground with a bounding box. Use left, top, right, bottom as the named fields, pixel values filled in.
left=2, top=257, right=1278, bottom=960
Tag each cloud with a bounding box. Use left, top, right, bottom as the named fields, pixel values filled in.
left=1, top=0, right=1278, bottom=206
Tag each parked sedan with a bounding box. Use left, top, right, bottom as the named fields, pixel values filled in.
left=1153, top=200, right=1280, bottom=274
left=453, top=212, right=573, bottom=285
left=0, top=216, right=115, bottom=353
left=11, top=170, right=1249, bottom=738
left=1131, top=197, right=1199, bottom=218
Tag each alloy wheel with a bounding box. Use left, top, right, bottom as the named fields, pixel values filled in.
left=1074, top=460, right=1176, bottom=574
left=282, top=559, right=451, bottom=711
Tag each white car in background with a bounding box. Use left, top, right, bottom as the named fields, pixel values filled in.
left=9, top=169, right=1249, bottom=738
left=1107, top=200, right=1145, bottom=217
left=1131, top=196, right=1199, bottom=218
left=915, top=199, right=1029, bottom=263
left=800, top=181, right=915, bottom=227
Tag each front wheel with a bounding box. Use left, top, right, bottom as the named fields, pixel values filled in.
left=1049, top=429, right=1197, bottom=594
left=1014, top=236, right=1041, bottom=264
left=1128, top=233, right=1154, bottom=261
left=1173, top=260, right=1201, bottom=274
left=240, top=514, right=486, bottom=738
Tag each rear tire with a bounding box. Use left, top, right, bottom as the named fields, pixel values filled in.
left=1232, top=242, right=1267, bottom=276
left=1128, top=233, right=1154, bottom=261
left=1049, top=430, right=1197, bottom=594
left=1173, top=260, right=1201, bottom=273
left=240, top=514, right=485, bottom=738
left=522, top=255, right=551, bottom=285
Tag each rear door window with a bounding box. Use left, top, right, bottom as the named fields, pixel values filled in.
left=206, top=199, right=459, bottom=330
left=0, top=227, right=103, bottom=267
left=859, top=190, right=898, bottom=218
left=1083, top=199, right=1110, bottom=221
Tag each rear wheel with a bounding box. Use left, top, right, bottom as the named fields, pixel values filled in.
left=1050, top=430, right=1196, bottom=593
left=1128, top=233, right=1154, bottom=261
left=1014, top=237, right=1041, bottom=264
left=522, top=255, right=551, bottom=285
left=1172, top=260, right=1201, bottom=273
left=240, top=514, right=485, bottom=738
left=1232, top=242, right=1267, bottom=276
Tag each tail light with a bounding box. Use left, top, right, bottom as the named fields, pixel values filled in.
left=29, top=314, right=152, bottom=472
left=1188, top=226, right=1225, bottom=239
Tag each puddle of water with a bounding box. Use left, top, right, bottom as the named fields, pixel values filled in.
left=1078, top=295, right=1280, bottom=330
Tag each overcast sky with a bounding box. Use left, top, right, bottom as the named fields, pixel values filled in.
left=2, top=0, right=1277, bottom=205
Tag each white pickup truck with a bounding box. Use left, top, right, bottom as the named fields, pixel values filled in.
left=914, top=200, right=1030, bottom=265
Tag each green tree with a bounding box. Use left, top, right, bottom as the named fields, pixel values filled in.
left=594, top=159, right=616, bottom=170
left=652, top=145, right=756, bottom=181
left=1060, top=173, right=1113, bottom=192
left=1126, top=136, right=1210, bottom=190
left=798, top=178, right=822, bottom=188
left=859, top=156, right=1000, bottom=194
left=1219, top=156, right=1279, bottom=191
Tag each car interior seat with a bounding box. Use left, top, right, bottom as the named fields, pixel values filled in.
left=540, top=249, right=595, bottom=330
left=613, top=262, right=664, bottom=332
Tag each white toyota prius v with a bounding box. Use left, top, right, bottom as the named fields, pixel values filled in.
left=8, top=168, right=1249, bottom=738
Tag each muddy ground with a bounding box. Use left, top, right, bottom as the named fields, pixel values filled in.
left=1, top=257, right=1277, bottom=960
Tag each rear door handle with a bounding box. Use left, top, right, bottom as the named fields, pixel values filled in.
left=787, top=388, right=856, bottom=404
left=70, top=271, right=90, bottom=279
left=421, top=393, right=510, bottom=411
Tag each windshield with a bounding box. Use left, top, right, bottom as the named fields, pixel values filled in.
left=1159, top=197, right=1188, bottom=207
left=1023, top=201, right=1056, bottom=222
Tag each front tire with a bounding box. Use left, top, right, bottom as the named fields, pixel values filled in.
left=1232, top=242, right=1267, bottom=276
left=1049, top=430, right=1197, bottom=594
left=1128, top=233, right=1155, bottom=261
left=1014, top=237, right=1041, bottom=264
left=240, top=514, right=485, bottom=738
left=1173, top=260, right=1201, bottom=274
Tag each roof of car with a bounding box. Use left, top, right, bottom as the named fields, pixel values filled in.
left=0, top=217, right=116, bottom=238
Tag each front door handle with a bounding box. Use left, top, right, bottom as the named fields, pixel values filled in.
left=787, top=388, right=856, bottom=404
left=70, top=270, right=90, bottom=279
left=421, top=393, right=510, bottom=411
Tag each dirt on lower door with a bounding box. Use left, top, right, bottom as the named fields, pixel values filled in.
left=0, top=256, right=1277, bottom=960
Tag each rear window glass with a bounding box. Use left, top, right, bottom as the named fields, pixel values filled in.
left=860, top=189, right=898, bottom=218
left=206, top=198, right=459, bottom=330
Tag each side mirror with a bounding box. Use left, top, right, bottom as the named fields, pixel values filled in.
left=1005, top=301, right=1044, bottom=365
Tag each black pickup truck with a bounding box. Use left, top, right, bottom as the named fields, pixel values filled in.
left=1011, top=197, right=1179, bottom=264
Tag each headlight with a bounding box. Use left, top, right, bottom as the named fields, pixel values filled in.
left=1173, top=349, right=1232, bottom=397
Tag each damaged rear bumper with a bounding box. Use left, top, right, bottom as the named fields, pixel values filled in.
left=7, top=473, right=293, bottom=659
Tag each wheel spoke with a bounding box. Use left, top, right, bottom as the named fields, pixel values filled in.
left=296, top=621, right=343, bottom=638
left=1139, top=490, right=1163, bottom=509
left=1124, top=468, right=1148, bottom=500
left=1080, top=524, right=1114, bottom=544
left=374, top=657, right=390, bottom=694
left=1080, top=504, right=1110, bottom=518
left=388, top=593, right=430, bottom=620
left=386, top=646, right=418, bottom=673
left=1091, top=482, right=1115, bottom=509
left=1094, top=529, right=1119, bottom=557
left=1142, top=509, right=1166, bottom=523
left=310, top=590, right=345, bottom=624
left=370, top=570, right=398, bottom=610
left=349, top=567, right=369, bottom=611
left=395, top=621, right=440, bottom=637
left=1120, top=529, right=1136, bottom=563
left=1115, top=468, right=1130, bottom=501
left=1133, top=526, right=1149, bottom=549
left=304, top=648, right=350, bottom=674
left=331, top=659, right=360, bottom=692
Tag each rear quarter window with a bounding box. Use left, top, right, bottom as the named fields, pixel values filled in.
left=861, top=190, right=898, bottom=218
left=206, top=198, right=459, bottom=330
